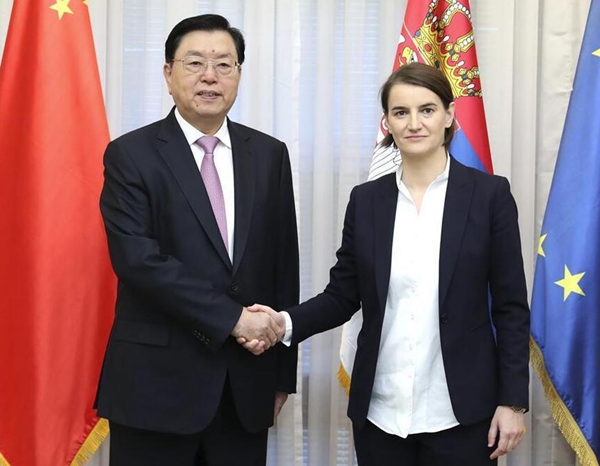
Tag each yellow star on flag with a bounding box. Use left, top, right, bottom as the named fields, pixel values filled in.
left=83, top=0, right=89, bottom=4
left=555, top=265, right=586, bottom=301
left=49, top=0, right=73, bottom=20
left=538, top=234, right=547, bottom=257
left=593, top=47, right=600, bottom=58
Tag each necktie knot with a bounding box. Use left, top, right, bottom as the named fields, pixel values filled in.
left=196, top=136, right=220, bottom=155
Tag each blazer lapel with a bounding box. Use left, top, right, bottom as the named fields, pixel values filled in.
left=155, top=109, right=231, bottom=269
left=373, top=174, right=399, bottom=315
left=229, top=120, right=255, bottom=275
left=439, top=157, right=474, bottom=309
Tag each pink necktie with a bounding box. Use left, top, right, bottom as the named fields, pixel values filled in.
left=196, top=136, right=228, bottom=252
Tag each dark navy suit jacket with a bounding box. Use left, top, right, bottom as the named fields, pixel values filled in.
left=287, top=157, right=529, bottom=428
left=96, top=109, right=299, bottom=434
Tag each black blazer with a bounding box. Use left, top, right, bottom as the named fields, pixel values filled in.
left=96, top=109, right=299, bottom=434
left=287, top=157, right=529, bottom=428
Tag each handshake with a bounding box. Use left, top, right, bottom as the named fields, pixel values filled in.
left=231, top=304, right=286, bottom=355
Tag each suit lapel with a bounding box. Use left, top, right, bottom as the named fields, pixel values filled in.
left=229, top=120, right=255, bottom=275
left=373, top=174, right=399, bottom=315
left=439, top=157, right=474, bottom=309
left=155, top=109, right=231, bottom=269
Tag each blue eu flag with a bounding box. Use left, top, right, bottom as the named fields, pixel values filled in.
left=530, top=1, right=600, bottom=465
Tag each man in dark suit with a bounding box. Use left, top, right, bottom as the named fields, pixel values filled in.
left=96, top=14, right=299, bottom=466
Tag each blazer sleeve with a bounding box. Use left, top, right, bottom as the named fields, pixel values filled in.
left=273, top=144, right=300, bottom=393
left=488, top=177, right=530, bottom=409
left=287, top=187, right=362, bottom=345
left=100, top=140, right=242, bottom=351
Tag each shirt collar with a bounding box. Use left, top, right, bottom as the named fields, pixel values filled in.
left=174, top=108, right=232, bottom=150
left=395, top=153, right=450, bottom=191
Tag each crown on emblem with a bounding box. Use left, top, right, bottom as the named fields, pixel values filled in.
left=401, top=0, right=482, bottom=99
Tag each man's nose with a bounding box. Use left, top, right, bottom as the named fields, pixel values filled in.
left=201, top=64, right=218, bottom=82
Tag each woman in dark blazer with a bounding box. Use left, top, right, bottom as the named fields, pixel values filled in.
left=242, top=63, right=530, bottom=466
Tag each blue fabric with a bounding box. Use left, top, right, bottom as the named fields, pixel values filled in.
left=531, top=0, right=600, bottom=460
left=449, top=129, right=487, bottom=173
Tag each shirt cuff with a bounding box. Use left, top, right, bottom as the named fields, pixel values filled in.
left=280, top=311, right=293, bottom=346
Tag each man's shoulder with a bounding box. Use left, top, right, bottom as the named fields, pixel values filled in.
left=227, top=120, right=285, bottom=149
left=103, top=116, right=176, bottom=168
left=111, top=118, right=165, bottom=146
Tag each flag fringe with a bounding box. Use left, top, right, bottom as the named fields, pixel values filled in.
left=0, top=419, right=109, bottom=466
left=70, top=418, right=109, bottom=466
left=337, top=363, right=351, bottom=396
left=530, top=337, right=599, bottom=466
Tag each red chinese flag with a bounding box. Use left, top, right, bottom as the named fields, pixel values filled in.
left=0, top=1, right=115, bottom=465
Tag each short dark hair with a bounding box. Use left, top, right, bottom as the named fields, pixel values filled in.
left=165, top=14, right=245, bottom=65
left=380, top=62, right=456, bottom=149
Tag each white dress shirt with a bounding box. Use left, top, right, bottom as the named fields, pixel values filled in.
left=282, top=155, right=458, bottom=436
left=367, top=155, right=458, bottom=437
left=174, top=109, right=235, bottom=261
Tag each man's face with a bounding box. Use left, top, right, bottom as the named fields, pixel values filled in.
left=164, top=30, right=241, bottom=134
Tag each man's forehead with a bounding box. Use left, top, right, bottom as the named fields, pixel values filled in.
left=179, top=30, right=235, bottom=45
left=176, top=30, right=237, bottom=57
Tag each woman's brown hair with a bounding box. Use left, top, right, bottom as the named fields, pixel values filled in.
left=380, top=62, right=456, bottom=149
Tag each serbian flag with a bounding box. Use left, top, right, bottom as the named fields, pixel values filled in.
left=0, top=0, right=114, bottom=464
left=339, top=0, right=493, bottom=392
left=530, top=0, right=600, bottom=463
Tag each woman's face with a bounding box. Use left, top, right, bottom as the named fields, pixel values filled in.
left=384, top=83, right=455, bottom=160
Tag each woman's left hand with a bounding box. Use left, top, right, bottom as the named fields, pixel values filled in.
left=487, top=405, right=526, bottom=459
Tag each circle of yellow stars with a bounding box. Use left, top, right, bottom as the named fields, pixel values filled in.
left=538, top=234, right=586, bottom=302
left=49, top=0, right=89, bottom=21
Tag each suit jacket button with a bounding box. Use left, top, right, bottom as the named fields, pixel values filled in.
left=440, top=313, right=449, bottom=324
left=229, top=282, right=239, bottom=294
left=193, top=330, right=201, bottom=339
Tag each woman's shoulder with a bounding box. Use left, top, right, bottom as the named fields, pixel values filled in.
left=353, top=172, right=397, bottom=195
left=450, top=156, right=509, bottom=189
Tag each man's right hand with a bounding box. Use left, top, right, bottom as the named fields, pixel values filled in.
left=234, top=304, right=286, bottom=355
left=231, top=307, right=280, bottom=351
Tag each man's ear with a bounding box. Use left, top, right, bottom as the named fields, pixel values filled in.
left=163, top=63, right=173, bottom=95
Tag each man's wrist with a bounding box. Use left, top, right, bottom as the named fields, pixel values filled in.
left=507, top=405, right=526, bottom=414
left=230, top=306, right=246, bottom=338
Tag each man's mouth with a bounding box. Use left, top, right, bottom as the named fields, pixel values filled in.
left=198, top=90, right=221, bottom=98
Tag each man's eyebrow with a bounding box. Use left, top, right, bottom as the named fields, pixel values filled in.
left=182, top=50, right=234, bottom=59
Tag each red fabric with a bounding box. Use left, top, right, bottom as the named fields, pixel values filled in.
left=0, top=1, right=114, bottom=464
left=396, top=0, right=493, bottom=174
